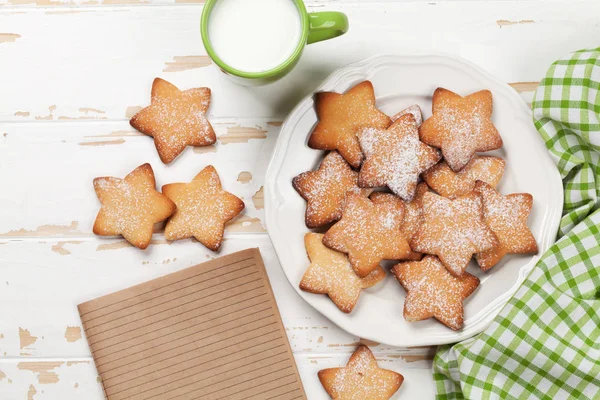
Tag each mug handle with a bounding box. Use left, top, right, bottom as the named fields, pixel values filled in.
left=307, top=12, right=349, bottom=44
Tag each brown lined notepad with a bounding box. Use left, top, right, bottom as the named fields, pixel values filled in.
left=78, top=248, right=306, bottom=400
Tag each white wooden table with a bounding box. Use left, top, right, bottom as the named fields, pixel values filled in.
left=0, top=1, right=598, bottom=398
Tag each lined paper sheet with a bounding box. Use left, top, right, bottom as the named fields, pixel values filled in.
left=78, top=248, right=306, bottom=400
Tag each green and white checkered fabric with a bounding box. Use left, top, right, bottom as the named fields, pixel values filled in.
left=433, top=48, right=600, bottom=400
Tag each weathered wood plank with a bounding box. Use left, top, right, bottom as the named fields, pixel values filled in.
left=0, top=2, right=598, bottom=121
left=0, top=352, right=433, bottom=399
left=0, top=120, right=275, bottom=236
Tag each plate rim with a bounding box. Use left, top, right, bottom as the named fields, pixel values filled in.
left=264, top=53, right=563, bottom=346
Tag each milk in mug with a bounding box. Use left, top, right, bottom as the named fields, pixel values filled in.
left=208, top=0, right=302, bottom=73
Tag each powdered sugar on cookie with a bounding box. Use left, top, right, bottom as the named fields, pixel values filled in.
left=293, top=151, right=372, bottom=228
left=437, top=107, right=484, bottom=169
left=162, top=165, right=245, bottom=251
left=323, top=193, right=412, bottom=277
left=130, top=78, right=216, bottom=164
left=419, top=88, right=503, bottom=171
left=301, top=233, right=385, bottom=313
left=423, top=156, right=506, bottom=199
left=318, top=345, right=404, bottom=399
left=151, top=95, right=212, bottom=144
left=93, top=163, right=175, bottom=249
left=411, top=191, right=498, bottom=276
left=94, top=178, right=151, bottom=233
left=474, top=181, right=538, bottom=270
left=391, top=104, right=423, bottom=126
left=370, top=189, right=428, bottom=261
left=392, top=256, right=479, bottom=330
left=358, top=114, right=441, bottom=201
left=308, top=81, right=392, bottom=168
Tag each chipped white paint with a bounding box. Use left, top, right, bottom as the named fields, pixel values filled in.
left=508, top=81, right=540, bottom=93
left=497, top=19, right=535, bottom=28
left=163, top=55, right=212, bottom=72
left=252, top=186, right=264, bottom=210
left=218, top=125, right=268, bottom=144
left=18, top=328, right=37, bottom=356
left=0, top=33, right=20, bottom=43
left=0, top=0, right=597, bottom=398
left=237, top=171, right=253, bottom=184
left=64, top=327, right=82, bottom=343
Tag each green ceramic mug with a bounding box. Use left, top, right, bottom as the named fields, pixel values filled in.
left=200, top=0, right=349, bottom=86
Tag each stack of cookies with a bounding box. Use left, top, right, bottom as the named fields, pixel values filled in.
left=294, top=81, right=538, bottom=331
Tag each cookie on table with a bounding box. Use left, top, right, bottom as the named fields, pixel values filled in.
left=323, top=192, right=412, bottom=277
left=93, top=163, right=176, bottom=250
left=130, top=78, right=216, bottom=164
left=391, top=256, right=480, bottom=330
left=369, top=190, right=425, bottom=261
left=423, top=155, right=506, bottom=199
left=474, top=181, right=538, bottom=270
left=358, top=114, right=441, bottom=201
left=301, top=233, right=386, bottom=314
left=419, top=88, right=503, bottom=171
left=292, top=151, right=372, bottom=228
left=391, top=104, right=423, bottom=127
left=411, top=191, right=498, bottom=277
left=308, top=81, right=392, bottom=168
left=318, top=345, right=404, bottom=400
left=162, top=165, right=244, bottom=251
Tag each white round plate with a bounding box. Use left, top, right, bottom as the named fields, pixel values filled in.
left=264, top=54, right=563, bottom=347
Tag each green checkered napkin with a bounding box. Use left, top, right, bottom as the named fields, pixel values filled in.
left=433, top=48, right=600, bottom=399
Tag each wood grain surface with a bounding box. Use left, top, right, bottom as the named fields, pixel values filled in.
left=1, top=0, right=598, bottom=398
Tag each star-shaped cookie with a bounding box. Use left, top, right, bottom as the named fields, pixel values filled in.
left=130, top=78, right=216, bottom=164
left=474, top=181, right=538, bottom=270
left=308, top=81, right=392, bottom=168
left=396, top=182, right=429, bottom=246
left=411, top=191, right=498, bottom=276
left=162, top=165, right=244, bottom=251
left=300, top=233, right=386, bottom=314
left=293, top=151, right=372, bottom=228
left=318, top=345, right=404, bottom=400
left=423, top=155, right=506, bottom=199
left=358, top=113, right=441, bottom=201
left=370, top=182, right=430, bottom=261
left=93, top=163, right=176, bottom=249
left=419, top=88, right=503, bottom=171
left=323, top=193, right=412, bottom=277
left=392, top=256, right=480, bottom=330
left=391, top=104, right=423, bottom=126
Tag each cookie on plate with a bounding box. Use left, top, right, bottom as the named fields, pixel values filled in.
left=318, top=345, right=404, bottom=400
left=93, top=163, right=176, bottom=249
left=293, top=151, right=372, bottom=228
left=162, top=165, right=244, bottom=251
left=411, top=191, right=498, bottom=276
left=301, top=233, right=386, bottom=314
left=474, top=181, right=538, bottom=270
left=308, top=81, right=392, bottom=168
left=392, top=256, right=480, bottom=330
left=423, top=155, right=506, bottom=199
left=369, top=190, right=425, bottom=261
left=357, top=114, right=441, bottom=201
left=391, top=104, right=423, bottom=127
left=323, top=192, right=412, bottom=277
left=395, top=182, right=430, bottom=247
left=419, top=88, right=503, bottom=171
left=130, top=78, right=216, bottom=164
